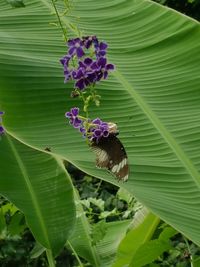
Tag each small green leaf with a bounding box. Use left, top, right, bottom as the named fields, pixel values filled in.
left=99, top=208, right=117, bottom=219
left=159, top=226, right=177, bottom=241
left=30, top=242, right=45, bottom=259
left=117, top=188, right=133, bottom=204
left=7, top=212, right=25, bottom=235
left=129, top=225, right=177, bottom=266
left=91, top=220, right=107, bottom=245
left=89, top=198, right=105, bottom=211
left=113, top=210, right=160, bottom=267
left=1, top=203, right=19, bottom=216
left=130, top=239, right=172, bottom=267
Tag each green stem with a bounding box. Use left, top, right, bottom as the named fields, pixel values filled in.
left=46, top=249, right=56, bottom=267
left=183, top=236, right=194, bottom=267
left=51, top=0, right=67, bottom=42
left=80, top=92, right=89, bottom=118
left=94, top=180, right=102, bottom=194
left=67, top=241, right=84, bottom=267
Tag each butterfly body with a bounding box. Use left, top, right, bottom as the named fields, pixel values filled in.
left=91, top=133, right=129, bottom=182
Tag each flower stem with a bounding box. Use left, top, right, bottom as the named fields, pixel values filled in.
left=51, top=0, right=67, bottom=42
left=80, top=92, right=89, bottom=118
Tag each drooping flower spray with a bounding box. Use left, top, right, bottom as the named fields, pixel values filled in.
left=52, top=0, right=129, bottom=181
left=60, top=35, right=116, bottom=144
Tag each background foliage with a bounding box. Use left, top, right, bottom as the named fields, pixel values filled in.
left=154, top=0, right=200, bottom=21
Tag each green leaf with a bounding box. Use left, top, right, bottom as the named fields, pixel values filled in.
left=1, top=0, right=200, bottom=246
left=68, top=191, right=130, bottom=266
left=30, top=242, right=45, bottom=259
left=68, top=189, right=100, bottom=266
left=96, top=220, right=131, bottom=267
left=117, top=188, right=133, bottom=204
left=130, top=239, right=172, bottom=267
left=91, top=220, right=107, bottom=246
left=129, top=225, right=177, bottom=267
left=7, top=212, right=26, bottom=235
left=99, top=209, right=117, bottom=219
left=193, top=256, right=200, bottom=267
left=113, top=209, right=160, bottom=267
left=1, top=203, right=19, bottom=216
left=88, top=198, right=105, bottom=211
left=159, top=226, right=177, bottom=241
left=0, top=134, right=75, bottom=255
left=0, top=211, right=6, bottom=235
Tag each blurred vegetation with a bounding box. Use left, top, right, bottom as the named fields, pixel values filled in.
left=1, top=165, right=200, bottom=266
left=153, top=0, right=200, bottom=21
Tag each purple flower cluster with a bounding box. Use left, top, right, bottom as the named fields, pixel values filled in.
left=89, top=118, right=109, bottom=142
left=60, top=36, right=115, bottom=91
left=65, top=107, right=82, bottom=128
left=65, top=107, right=109, bottom=143
left=0, top=111, right=5, bottom=135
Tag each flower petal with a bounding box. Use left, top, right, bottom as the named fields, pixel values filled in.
left=106, top=63, right=115, bottom=71
left=99, top=42, right=108, bottom=50
left=103, top=71, right=108, bottom=79
left=71, top=107, right=79, bottom=116
left=103, top=130, right=109, bottom=137
left=84, top=57, right=93, bottom=66
left=0, top=126, right=4, bottom=135
left=77, top=47, right=84, bottom=58
left=92, top=118, right=102, bottom=125
left=75, top=79, right=85, bottom=90
left=68, top=46, right=76, bottom=55
left=94, top=129, right=102, bottom=137
left=98, top=57, right=107, bottom=67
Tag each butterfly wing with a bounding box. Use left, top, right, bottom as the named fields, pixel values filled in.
left=91, top=134, right=129, bottom=181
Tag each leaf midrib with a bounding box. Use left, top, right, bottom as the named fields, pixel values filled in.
left=73, top=188, right=100, bottom=266
left=6, top=134, right=51, bottom=248
left=113, top=71, right=200, bottom=189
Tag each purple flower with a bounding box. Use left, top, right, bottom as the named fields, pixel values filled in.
left=0, top=111, right=5, bottom=135
left=65, top=107, right=111, bottom=143
left=73, top=68, right=90, bottom=90
left=89, top=118, right=109, bottom=142
left=60, top=55, right=72, bottom=82
left=68, top=38, right=84, bottom=58
left=65, top=107, right=82, bottom=128
left=95, top=41, right=108, bottom=58
left=0, top=126, right=4, bottom=135
left=60, top=55, right=71, bottom=66
left=73, top=58, right=99, bottom=90
left=60, top=36, right=115, bottom=91
left=79, top=58, right=99, bottom=74
left=97, top=57, right=115, bottom=80
left=83, top=35, right=98, bottom=49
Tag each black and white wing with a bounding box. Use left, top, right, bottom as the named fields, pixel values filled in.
left=91, top=134, right=129, bottom=182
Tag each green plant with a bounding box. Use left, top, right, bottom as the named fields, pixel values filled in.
left=1, top=0, right=200, bottom=266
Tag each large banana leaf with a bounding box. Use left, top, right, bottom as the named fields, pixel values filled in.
left=0, top=134, right=75, bottom=255
left=1, top=0, right=200, bottom=249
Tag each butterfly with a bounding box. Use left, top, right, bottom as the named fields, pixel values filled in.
left=91, top=123, right=129, bottom=182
